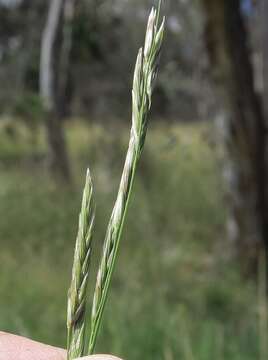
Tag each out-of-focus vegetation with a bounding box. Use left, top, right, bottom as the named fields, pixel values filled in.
left=0, top=0, right=205, bottom=120
left=1, top=0, right=268, bottom=358
left=0, top=121, right=266, bottom=359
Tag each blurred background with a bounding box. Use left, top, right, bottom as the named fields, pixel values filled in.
left=0, top=0, right=268, bottom=359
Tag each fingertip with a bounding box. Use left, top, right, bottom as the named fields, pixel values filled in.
left=75, top=356, right=123, bottom=360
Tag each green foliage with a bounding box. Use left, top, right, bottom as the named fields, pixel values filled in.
left=13, top=93, right=44, bottom=125
left=0, top=0, right=204, bottom=119
left=0, top=122, right=266, bottom=359
left=0, top=116, right=45, bottom=164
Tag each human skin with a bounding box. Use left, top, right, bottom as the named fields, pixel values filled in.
left=0, top=332, right=122, bottom=360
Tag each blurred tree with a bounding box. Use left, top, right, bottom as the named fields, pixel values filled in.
left=261, top=0, right=268, bottom=120
left=0, top=1, right=45, bottom=106
left=202, top=0, right=268, bottom=272
left=0, top=0, right=204, bottom=121
left=40, top=0, right=76, bottom=183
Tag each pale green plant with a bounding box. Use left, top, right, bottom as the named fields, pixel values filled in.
left=88, top=5, right=165, bottom=354
left=67, top=2, right=165, bottom=358
left=67, top=169, right=95, bottom=360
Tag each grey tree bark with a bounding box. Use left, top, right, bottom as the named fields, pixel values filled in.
left=202, top=0, right=268, bottom=273
left=40, top=0, right=74, bottom=183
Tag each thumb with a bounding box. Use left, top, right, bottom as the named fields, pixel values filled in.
left=75, top=356, right=123, bottom=360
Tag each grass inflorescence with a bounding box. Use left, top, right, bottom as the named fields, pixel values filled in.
left=67, top=170, right=95, bottom=359
left=67, top=3, right=165, bottom=359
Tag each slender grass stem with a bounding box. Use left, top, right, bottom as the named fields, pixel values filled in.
left=88, top=5, right=165, bottom=354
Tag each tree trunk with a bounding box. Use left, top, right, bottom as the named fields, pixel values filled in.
left=261, top=0, right=268, bottom=120
left=57, top=0, right=77, bottom=118
left=40, top=0, right=72, bottom=183
left=202, top=0, right=268, bottom=272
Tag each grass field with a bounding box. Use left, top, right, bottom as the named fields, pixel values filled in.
left=0, top=120, right=266, bottom=359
